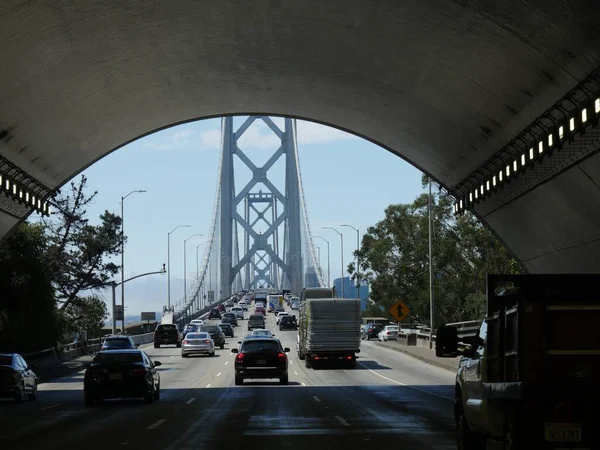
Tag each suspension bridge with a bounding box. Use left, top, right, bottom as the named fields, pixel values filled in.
left=170, top=117, right=327, bottom=321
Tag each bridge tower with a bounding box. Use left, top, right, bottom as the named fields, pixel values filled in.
left=219, top=117, right=303, bottom=297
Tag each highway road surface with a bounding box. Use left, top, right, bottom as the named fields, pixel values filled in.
left=0, top=306, right=479, bottom=449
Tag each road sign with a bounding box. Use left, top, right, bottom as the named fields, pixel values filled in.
left=114, top=305, right=124, bottom=321
left=141, top=312, right=156, bottom=321
left=389, top=300, right=410, bottom=322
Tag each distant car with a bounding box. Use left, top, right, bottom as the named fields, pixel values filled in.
left=0, top=353, right=38, bottom=403
left=274, top=307, right=285, bottom=316
left=378, top=325, right=399, bottom=342
left=248, top=314, right=266, bottom=331
left=181, top=332, right=215, bottom=357
left=254, top=302, right=264, bottom=309
left=279, top=315, right=297, bottom=331
left=254, top=306, right=266, bottom=316
left=291, top=301, right=300, bottom=310
left=182, top=324, right=198, bottom=336
left=84, top=350, right=161, bottom=406
left=276, top=312, right=290, bottom=325
left=219, top=322, right=235, bottom=338
left=221, top=312, right=238, bottom=327
left=101, top=335, right=138, bottom=351
left=190, top=319, right=205, bottom=327
left=230, top=306, right=245, bottom=320
left=208, top=308, right=222, bottom=320
left=361, top=323, right=384, bottom=340
left=217, top=304, right=226, bottom=312
left=231, top=338, right=290, bottom=385
left=224, top=300, right=234, bottom=307
left=199, top=325, right=226, bottom=349
left=154, top=324, right=182, bottom=348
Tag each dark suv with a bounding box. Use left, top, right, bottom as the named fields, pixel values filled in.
left=247, top=314, right=266, bottom=331
left=279, top=315, right=297, bottom=331
left=231, top=338, right=290, bottom=385
left=199, top=325, right=226, bottom=349
left=101, top=335, right=138, bottom=351
left=208, top=308, right=221, bottom=319
left=154, top=324, right=182, bottom=348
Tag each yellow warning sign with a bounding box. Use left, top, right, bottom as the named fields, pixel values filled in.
left=389, top=300, right=410, bottom=322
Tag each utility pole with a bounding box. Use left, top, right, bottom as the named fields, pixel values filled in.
left=428, top=177, right=435, bottom=349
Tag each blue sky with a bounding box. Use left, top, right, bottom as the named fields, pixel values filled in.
left=71, top=117, right=423, bottom=315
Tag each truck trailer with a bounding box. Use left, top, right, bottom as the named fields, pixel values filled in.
left=297, top=297, right=361, bottom=368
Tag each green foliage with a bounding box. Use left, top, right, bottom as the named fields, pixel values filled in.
left=355, top=176, right=521, bottom=326
left=0, top=223, right=59, bottom=353
left=43, top=175, right=123, bottom=310
left=60, top=295, right=108, bottom=339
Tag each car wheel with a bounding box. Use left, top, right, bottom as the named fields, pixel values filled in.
left=305, top=358, right=311, bottom=368
left=154, top=343, right=159, bottom=348
left=182, top=353, right=189, bottom=358
left=456, top=402, right=487, bottom=449
left=220, top=343, right=225, bottom=349
left=14, top=383, right=26, bottom=403
left=153, top=385, right=161, bottom=401
left=28, top=384, right=38, bottom=401
left=84, top=393, right=95, bottom=407
left=144, top=390, right=154, bottom=404
left=280, top=375, right=289, bottom=385
left=176, top=342, right=182, bottom=348
left=235, top=375, right=243, bottom=385
left=210, top=352, right=215, bottom=357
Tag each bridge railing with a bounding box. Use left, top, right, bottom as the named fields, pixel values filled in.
left=395, top=319, right=482, bottom=348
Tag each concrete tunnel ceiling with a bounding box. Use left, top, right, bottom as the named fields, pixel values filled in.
left=1, top=0, right=600, bottom=273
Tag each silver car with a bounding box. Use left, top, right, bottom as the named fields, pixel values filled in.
left=230, top=306, right=245, bottom=320
left=181, top=332, right=215, bottom=357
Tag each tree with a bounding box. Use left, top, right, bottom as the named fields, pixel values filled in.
left=355, top=176, right=521, bottom=325
left=61, top=295, right=108, bottom=339
left=0, top=223, right=59, bottom=353
left=43, top=175, right=123, bottom=311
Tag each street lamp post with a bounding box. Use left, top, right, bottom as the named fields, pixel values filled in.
left=323, top=227, right=344, bottom=297
left=167, top=224, right=191, bottom=308
left=341, top=224, right=360, bottom=302
left=314, top=236, right=330, bottom=287
left=112, top=264, right=166, bottom=334
left=183, top=234, right=203, bottom=305
left=428, top=177, right=435, bottom=349
left=120, top=189, right=146, bottom=331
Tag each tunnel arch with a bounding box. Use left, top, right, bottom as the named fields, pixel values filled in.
left=1, top=0, right=600, bottom=272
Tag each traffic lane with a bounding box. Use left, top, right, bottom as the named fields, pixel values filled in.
left=0, top=337, right=234, bottom=446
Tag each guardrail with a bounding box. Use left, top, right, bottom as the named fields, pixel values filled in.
left=394, top=319, right=482, bottom=348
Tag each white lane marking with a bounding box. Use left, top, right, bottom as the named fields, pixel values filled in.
left=294, top=371, right=298, bottom=376
left=216, top=372, right=222, bottom=377
left=357, top=361, right=453, bottom=401
left=40, top=403, right=62, bottom=411
left=312, top=396, right=321, bottom=402
left=289, top=360, right=293, bottom=365
left=206, top=383, right=212, bottom=388
left=335, top=416, right=350, bottom=426
left=147, top=419, right=167, bottom=430
left=186, top=398, right=196, bottom=404
left=301, top=382, right=306, bottom=386
left=170, top=355, right=175, bottom=358
left=224, top=360, right=229, bottom=365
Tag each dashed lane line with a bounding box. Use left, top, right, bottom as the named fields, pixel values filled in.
left=40, top=403, right=62, bottom=411
left=335, top=416, right=350, bottom=427
left=294, top=371, right=298, bottom=376
left=224, top=360, right=229, bottom=365
left=206, top=384, right=212, bottom=388
left=217, top=372, right=222, bottom=377
left=312, top=396, right=321, bottom=402
left=147, top=419, right=167, bottom=430
left=186, top=398, right=196, bottom=404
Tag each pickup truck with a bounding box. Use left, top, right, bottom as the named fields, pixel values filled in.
left=436, top=274, right=599, bottom=449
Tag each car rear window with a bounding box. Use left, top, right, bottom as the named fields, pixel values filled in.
left=104, top=338, right=131, bottom=347
left=186, top=333, right=208, bottom=339
left=242, top=340, right=280, bottom=353
left=281, top=316, right=294, bottom=322
left=201, top=325, right=220, bottom=332
left=0, top=355, right=13, bottom=366
left=94, top=352, right=143, bottom=363
left=158, top=324, right=177, bottom=330
left=249, top=315, right=264, bottom=322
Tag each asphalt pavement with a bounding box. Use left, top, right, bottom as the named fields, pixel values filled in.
left=0, top=304, right=487, bottom=449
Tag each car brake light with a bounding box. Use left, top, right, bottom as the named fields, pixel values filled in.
left=183, top=340, right=190, bottom=344
left=235, top=353, right=244, bottom=363
left=386, top=332, right=391, bottom=335
left=277, top=352, right=287, bottom=361
left=130, top=368, right=147, bottom=376
left=204, top=340, right=211, bottom=343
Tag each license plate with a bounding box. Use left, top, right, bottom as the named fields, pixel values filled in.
left=256, top=359, right=266, bottom=364
left=109, top=373, right=122, bottom=380
left=545, top=423, right=582, bottom=442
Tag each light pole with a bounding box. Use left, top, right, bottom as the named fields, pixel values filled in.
left=120, top=189, right=146, bottom=329
left=314, top=236, right=330, bottom=287
left=112, top=264, right=166, bottom=334
left=183, top=233, right=203, bottom=305
left=323, top=227, right=344, bottom=297
left=167, top=224, right=191, bottom=308
left=341, top=224, right=360, bottom=302
left=428, top=177, right=435, bottom=349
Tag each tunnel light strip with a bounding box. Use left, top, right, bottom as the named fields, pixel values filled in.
left=0, top=169, right=51, bottom=216
left=454, top=96, right=600, bottom=215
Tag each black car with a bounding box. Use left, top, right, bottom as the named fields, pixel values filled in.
left=101, top=335, right=138, bottom=351
left=154, top=324, right=182, bottom=348
left=83, top=350, right=161, bottom=406
left=274, top=307, right=285, bottom=315
left=182, top=324, right=198, bottom=336
left=208, top=308, right=221, bottom=319
left=361, top=323, right=384, bottom=340
left=0, top=353, right=38, bottom=403
left=279, top=315, right=297, bottom=331
left=221, top=312, right=238, bottom=327
left=231, top=338, right=290, bottom=385
left=219, top=322, right=235, bottom=338
left=199, top=325, right=226, bottom=349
